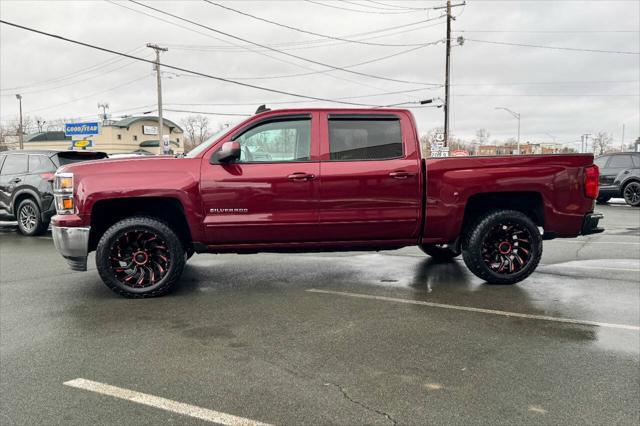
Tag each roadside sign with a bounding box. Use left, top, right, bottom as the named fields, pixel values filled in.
left=65, top=122, right=100, bottom=137
left=435, top=133, right=445, bottom=142
left=70, top=139, right=93, bottom=150
left=431, top=145, right=449, bottom=158
left=451, top=149, right=470, bottom=157
left=143, top=125, right=159, bottom=135
left=162, top=135, right=171, bottom=154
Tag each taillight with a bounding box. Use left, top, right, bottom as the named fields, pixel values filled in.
left=584, top=164, right=599, bottom=199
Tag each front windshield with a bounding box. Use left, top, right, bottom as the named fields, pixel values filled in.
left=185, top=123, right=239, bottom=158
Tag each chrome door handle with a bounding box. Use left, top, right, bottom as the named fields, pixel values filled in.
left=287, top=172, right=315, bottom=181
left=10, top=178, right=21, bottom=184
left=389, top=171, right=415, bottom=179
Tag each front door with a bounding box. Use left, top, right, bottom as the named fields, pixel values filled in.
left=200, top=114, right=320, bottom=245
left=318, top=112, right=422, bottom=242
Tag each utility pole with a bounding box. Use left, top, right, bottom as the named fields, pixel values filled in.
left=621, top=123, right=625, bottom=151
left=434, top=1, right=465, bottom=148
left=15, top=94, right=23, bottom=150
left=495, top=107, right=521, bottom=154
left=147, top=43, right=168, bottom=154
left=98, top=102, right=109, bottom=124
left=581, top=133, right=591, bottom=153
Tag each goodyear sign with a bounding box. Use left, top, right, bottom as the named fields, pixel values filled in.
left=70, top=139, right=93, bottom=150
left=65, top=122, right=100, bottom=136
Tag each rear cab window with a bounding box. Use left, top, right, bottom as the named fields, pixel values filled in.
left=327, top=115, right=403, bottom=161
left=53, top=151, right=108, bottom=167
left=1, top=154, right=28, bottom=175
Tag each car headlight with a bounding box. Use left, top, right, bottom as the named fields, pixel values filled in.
left=54, top=172, right=74, bottom=214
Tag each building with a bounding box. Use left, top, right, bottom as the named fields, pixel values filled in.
left=22, top=116, right=184, bottom=155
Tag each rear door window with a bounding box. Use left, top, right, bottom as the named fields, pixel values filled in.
left=328, top=116, right=403, bottom=161
left=594, top=156, right=609, bottom=168
left=28, top=155, right=57, bottom=173
left=1, top=154, right=28, bottom=175
left=608, top=155, right=633, bottom=168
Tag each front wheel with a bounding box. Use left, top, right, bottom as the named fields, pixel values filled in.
left=96, top=216, right=186, bottom=298
left=462, top=210, right=542, bottom=285
left=623, top=182, right=640, bottom=207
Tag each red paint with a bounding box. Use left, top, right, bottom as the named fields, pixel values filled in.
left=52, top=108, right=598, bottom=252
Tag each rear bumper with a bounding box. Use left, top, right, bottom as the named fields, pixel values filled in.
left=581, top=213, right=604, bottom=235
left=51, top=225, right=90, bottom=271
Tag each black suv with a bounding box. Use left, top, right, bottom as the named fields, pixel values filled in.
left=0, top=150, right=107, bottom=235
left=594, top=152, right=640, bottom=207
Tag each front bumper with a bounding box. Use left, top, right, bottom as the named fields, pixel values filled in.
left=51, top=225, right=90, bottom=271
left=581, top=213, right=604, bottom=235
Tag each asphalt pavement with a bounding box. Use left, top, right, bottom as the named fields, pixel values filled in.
left=1, top=201, right=639, bottom=425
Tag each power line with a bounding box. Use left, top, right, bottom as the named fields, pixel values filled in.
left=364, top=0, right=429, bottom=11
left=305, top=0, right=419, bottom=14
left=205, top=1, right=445, bottom=47
left=163, top=109, right=252, bottom=117
left=0, top=19, right=410, bottom=107
left=0, top=46, right=146, bottom=92
left=456, top=29, right=640, bottom=33
left=128, top=0, right=438, bottom=86
left=466, top=38, right=640, bottom=55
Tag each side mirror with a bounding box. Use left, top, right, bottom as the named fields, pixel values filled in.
left=217, top=141, right=241, bottom=163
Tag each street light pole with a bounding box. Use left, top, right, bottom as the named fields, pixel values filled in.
left=495, top=107, right=521, bottom=155
left=15, top=94, right=23, bottom=150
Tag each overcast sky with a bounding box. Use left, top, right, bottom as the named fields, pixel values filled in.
left=1, top=0, right=638, bottom=149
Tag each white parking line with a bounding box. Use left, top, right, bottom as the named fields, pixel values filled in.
left=540, top=264, right=640, bottom=272
left=63, top=378, right=272, bottom=426
left=307, top=289, right=640, bottom=331
left=550, top=240, right=640, bottom=246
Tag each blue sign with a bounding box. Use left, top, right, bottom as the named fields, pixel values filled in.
left=65, top=122, right=100, bottom=136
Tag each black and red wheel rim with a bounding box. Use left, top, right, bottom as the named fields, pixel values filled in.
left=481, top=221, right=533, bottom=275
left=109, top=229, right=171, bottom=288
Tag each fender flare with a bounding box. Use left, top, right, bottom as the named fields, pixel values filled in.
left=10, top=188, right=42, bottom=214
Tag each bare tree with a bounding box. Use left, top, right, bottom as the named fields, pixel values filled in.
left=181, top=115, right=212, bottom=152
left=475, top=128, right=491, bottom=145
left=592, top=132, right=612, bottom=155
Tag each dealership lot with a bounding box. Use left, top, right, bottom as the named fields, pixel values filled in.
left=1, top=202, right=638, bottom=425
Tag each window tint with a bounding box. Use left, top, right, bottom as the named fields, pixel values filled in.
left=1, top=154, right=28, bottom=175
left=608, top=155, right=633, bottom=168
left=329, top=118, right=403, bottom=161
left=632, top=155, right=640, bottom=167
left=235, top=118, right=311, bottom=162
left=594, top=156, right=609, bottom=168
left=28, top=155, right=56, bottom=173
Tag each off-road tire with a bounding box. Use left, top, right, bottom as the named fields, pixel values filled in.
left=96, top=216, right=186, bottom=298
left=16, top=198, right=48, bottom=236
left=596, top=195, right=611, bottom=204
left=622, top=181, right=640, bottom=207
left=462, top=209, right=542, bottom=285
left=418, top=244, right=461, bottom=261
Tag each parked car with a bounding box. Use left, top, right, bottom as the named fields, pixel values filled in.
left=49, top=108, right=603, bottom=298
left=0, top=150, right=107, bottom=235
left=594, top=152, right=640, bottom=206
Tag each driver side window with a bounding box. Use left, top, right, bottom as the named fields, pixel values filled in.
left=235, top=118, right=311, bottom=163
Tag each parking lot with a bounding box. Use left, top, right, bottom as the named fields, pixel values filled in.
left=0, top=201, right=638, bottom=425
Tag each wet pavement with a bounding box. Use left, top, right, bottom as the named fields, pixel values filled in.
left=1, top=201, right=639, bottom=425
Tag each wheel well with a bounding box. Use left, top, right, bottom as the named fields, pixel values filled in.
left=622, top=178, right=640, bottom=190
left=462, top=192, right=544, bottom=232
left=89, top=197, right=192, bottom=252
left=12, top=193, right=37, bottom=215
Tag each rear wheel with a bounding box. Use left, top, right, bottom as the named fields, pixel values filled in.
left=96, top=216, right=185, bottom=298
left=418, top=244, right=460, bottom=261
left=16, top=198, right=48, bottom=236
left=623, top=182, right=640, bottom=207
left=462, top=210, right=542, bottom=285
left=596, top=195, right=611, bottom=204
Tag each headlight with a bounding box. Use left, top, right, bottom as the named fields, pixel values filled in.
left=54, top=172, right=74, bottom=193
left=54, top=172, right=74, bottom=214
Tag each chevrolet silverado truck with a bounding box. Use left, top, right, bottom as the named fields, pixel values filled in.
left=50, top=108, right=603, bottom=298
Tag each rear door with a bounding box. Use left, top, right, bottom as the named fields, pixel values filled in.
left=318, top=112, right=422, bottom=242
left=0, top=154, right=28, bottom=215
left=602, top=154, right=634, bottom=186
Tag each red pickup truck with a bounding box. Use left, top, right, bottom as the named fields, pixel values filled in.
left=51, top=108, right=603, bottom=298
